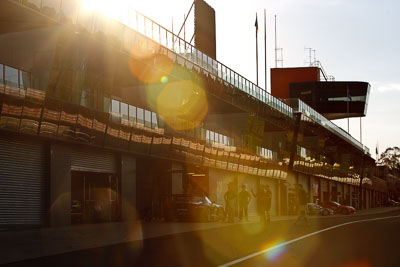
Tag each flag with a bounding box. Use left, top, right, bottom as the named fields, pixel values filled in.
left=255, top=13, right=258, bottom=33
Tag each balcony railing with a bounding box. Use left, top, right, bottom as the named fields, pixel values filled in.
left=10, top=0, right=293, bottom=118
left=286, top=98, right=370, bottom=154
left=0, top=86, right=293, bottom=179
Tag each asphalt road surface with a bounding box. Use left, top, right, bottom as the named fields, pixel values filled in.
left=4, top=210, right=400, bottom=267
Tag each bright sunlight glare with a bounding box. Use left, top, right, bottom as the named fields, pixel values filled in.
left=81, top=0, right=132, bottom=22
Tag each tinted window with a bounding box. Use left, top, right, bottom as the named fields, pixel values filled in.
left=137, top=108, right=144, bottom=124
left=4, top=66, right=18, bottom=87
left=121, top=102, right=128, bottom=119
left=111, top=99, right=119, bottom=113
left=129, top=105, right=136, bottom=122
left=151, top=112, right=158, bottom=128
left=19, top=70, right=30, bottom=89
left=145, top=110, right=151, bottom=128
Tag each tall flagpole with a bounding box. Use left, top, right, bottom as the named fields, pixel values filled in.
left=347, top=86, right=350, bottom=133
left=274, top=15, right=277, bottom=68
left=264, top=9, right=267, bottom=91
left=255, top=13, right=259, bottom=86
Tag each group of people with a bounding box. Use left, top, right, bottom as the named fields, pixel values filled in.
left=223, top=182, right=309, bottom=225
left=223, top=183, right=272, bottom=224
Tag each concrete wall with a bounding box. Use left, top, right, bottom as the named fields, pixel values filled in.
left=50, top=143, right=71, bottom=226
left=238, top=174, right=258, bottom=216
left=261, top=177, right=278, bottom=216
left=321, top=179, right=329, bottom=202
left=209, top=168, right=235, bottom=206
left=209, top=168, right=279, bottom=216
left=298, top=173, right=310, bottom=202
left=171, top=163, right=183, bottom=194
left=286, top=171, right=297, bottom=192
left=344, top=184, right=350, bottom=204
left=337, top=182, right=343, bottom=203
left=330, top=181, right=337, bottom=201
left=121, top=154, right=136, bottom=221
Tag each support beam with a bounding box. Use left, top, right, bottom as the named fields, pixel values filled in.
left=288, top=112, right=301, bottom=170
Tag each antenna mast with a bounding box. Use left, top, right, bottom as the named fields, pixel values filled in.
left=274, top=15, right=277, bottom=68
left=274, top=15, right=283, bottom=68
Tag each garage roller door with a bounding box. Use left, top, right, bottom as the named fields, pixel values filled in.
left=70, top=147, right=116, bottom=173
left=0, top=135, right=44, bottom=226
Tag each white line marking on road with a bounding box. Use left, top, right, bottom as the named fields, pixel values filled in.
left=218, top=215, right=400, bottom=267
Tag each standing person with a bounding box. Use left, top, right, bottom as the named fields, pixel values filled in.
left=251, top=184, right=266, bottom=224
left=295, top=184, right=309, bottom=225
left=224, top=182, right=237, bottom=223
left=238, top=184, right=251, bottom=222
left=265, top=184, right=272, bottom=223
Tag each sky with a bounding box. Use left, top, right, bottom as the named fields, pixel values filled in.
left=121, top=0, right=400, bottom=156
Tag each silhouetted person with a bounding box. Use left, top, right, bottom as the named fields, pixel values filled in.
left=252, top=184, right=267, bottom=224
left=224, top=182, right=237, bottom=223
left=295, top=184, right=309, bottom=225
left=238, top=184, right=251, bottom=221
left=265, top=185, right=272, bottom=223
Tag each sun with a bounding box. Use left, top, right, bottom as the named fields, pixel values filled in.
left=81, top=0, right=133, bottom=23
left=80, top=0, right=181, bottom=30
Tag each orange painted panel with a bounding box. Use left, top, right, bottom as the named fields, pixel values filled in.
left=271, top=67, right=320, bottom=100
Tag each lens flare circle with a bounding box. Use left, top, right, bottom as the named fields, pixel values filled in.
left=160, top=75, right=168, bottom=84
left=262, top=239, right=287, bottom=262
left=157, top=80, right=208, bottom=131
left=129, top=52, right=174, bottom=83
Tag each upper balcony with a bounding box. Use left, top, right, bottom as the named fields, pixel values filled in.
left=285, top=98, right=370, bottom=156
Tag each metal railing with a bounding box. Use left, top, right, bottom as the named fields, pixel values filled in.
left=311, top=60, right=335, bottom=82
left=286, top=98, right=370, bottom=154
left=10, top=0, right=370, bottom=156
left=10, top=0, right=293, bottom=118
left=116, top=7, right=294, bottom=117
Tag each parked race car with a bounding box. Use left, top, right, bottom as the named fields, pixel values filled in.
left=307, top=203, right=334, bottom=216
left=387, top=199, right=400, bottom=207
left=320, top=201, right=356, bottom=215
left=163, top=194, right=224, bottom=222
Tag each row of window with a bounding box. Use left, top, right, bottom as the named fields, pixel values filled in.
left=110, top=99, right=159, bottom=129
left=297, top=145, right=308, bottom=159
left=0, top=64, right=31, bottom=90
left=257, top=146, right=278, bottom=160
left=297, top=145, right=329, bottom=164
left=110, top=99, right=237, bottom=148
left=205, top=130, right=234, bottom=147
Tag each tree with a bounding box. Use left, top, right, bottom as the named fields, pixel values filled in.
left=377, top=147, right=400, bottom=203
left=377, top=147, right=400, bottom=173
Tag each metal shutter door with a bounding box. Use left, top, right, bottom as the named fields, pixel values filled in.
left=70, top=147, right=116, bottom=173
left=0, top=135, right=44, bottom=226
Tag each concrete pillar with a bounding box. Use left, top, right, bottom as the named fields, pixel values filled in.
left=50, top=143, right=71, bottom=226
left=121, top=154, right=137, bottom=221
left=276, top=179, right=280, bottom=216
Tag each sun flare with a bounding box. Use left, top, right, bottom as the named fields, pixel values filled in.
left=81, top=0, right=132, bottom=22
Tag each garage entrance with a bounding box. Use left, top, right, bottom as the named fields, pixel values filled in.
left=71, top=171, right=120, bottom=224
